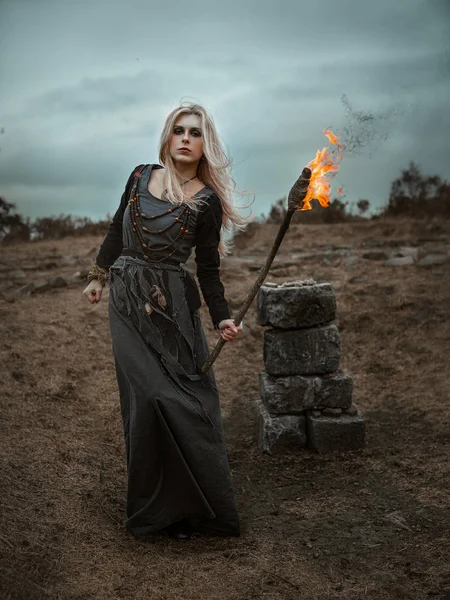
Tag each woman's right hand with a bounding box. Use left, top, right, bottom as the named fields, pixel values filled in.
left=83, top=279, right=104, bottom=304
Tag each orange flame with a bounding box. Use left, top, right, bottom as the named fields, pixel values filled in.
left=300, top=128, right=343, bottom=211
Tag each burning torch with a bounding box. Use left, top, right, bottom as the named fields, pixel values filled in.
left=201, top=129, right=343, bottom=374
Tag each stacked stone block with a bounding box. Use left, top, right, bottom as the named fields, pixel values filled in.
left=255, top=280, right=365, bottom=454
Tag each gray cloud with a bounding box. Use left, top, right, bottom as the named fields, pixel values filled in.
left=0, top=0, right=449, bottom=221
left=29, top=77, right=142, bottom=117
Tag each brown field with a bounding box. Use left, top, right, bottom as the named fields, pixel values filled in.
left=1, top=217, right=449, bottom=600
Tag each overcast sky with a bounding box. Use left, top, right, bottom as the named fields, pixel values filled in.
left=1, top=0, right=449, bottom=222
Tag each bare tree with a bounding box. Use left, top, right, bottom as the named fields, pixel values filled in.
left=357, top=199, right=370, bottom=216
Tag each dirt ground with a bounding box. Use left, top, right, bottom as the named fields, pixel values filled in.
left=1, top=217, right=449, bottom=600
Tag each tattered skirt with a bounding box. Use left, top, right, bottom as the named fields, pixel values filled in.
left=107, top=254, right=240, bottom=538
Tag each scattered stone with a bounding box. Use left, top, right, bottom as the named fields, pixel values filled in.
left=16, top=282, right=36, bottom=297
left=257, top=282, right=336, bottom=329
left=291, top=252, right=316, bottom=260
left=71, top=270, right=89, bottom=282
left=34, top=280, right=51, bottom=293
left=259, top=370, right=352, bottom=413
left=264, top=324, right=340, bottom=376
left=322, top=407, right=343, bottom=417
left=385, top=256, right=414, bottom=266
left=10, top=270, right=26, bottom=280
left=307, top=408, right=365, bottom=453
left=256, top=401, right=306, bottom=454
left=344, top=253, right=358, bottom=269
left=417, top=254, right=447, bottom=267
left=348, top=275, right=367, bottom=284
left=362, top=251, right=388, bottom=261
left=325, top=249, right=353, bottom=258
left=48, top=276, right=69, bottom=288
left=394, top=246, right=419, bottom=260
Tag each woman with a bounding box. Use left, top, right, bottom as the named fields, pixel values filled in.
left=83, top=102, right=251, bottom=541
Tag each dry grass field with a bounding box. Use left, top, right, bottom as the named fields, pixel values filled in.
left=1, top=217, right=449, bottom=600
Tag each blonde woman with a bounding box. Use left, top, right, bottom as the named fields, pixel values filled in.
left=83, top=102, right=251, bottom=541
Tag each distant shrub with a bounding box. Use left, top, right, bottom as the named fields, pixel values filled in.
left=0, top=199, right=111, bottom=244
left=263, top=196, right=352, bottom=225
left=2, top=160, right=448, bottom=246
left=0, top=197, right=31, bottom=243
left=32, top=215, right=110, bottom=240
left=264, top=198, right=286, bottom=225
left=382, top=161, right=450, bottom=218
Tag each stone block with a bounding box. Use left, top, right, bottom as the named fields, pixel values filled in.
left=259, top=370, right=352, bottom=413
left=417, top=254, right=447, bottom=266
left=256, top=282, right=336, bottom=329
left=256, top=401, right=306, bottom=454
left=264, top=324, right=340, bottom=376
left=306, top=407, right=365, bottom=453
left=322, top=407, right=343, bottom=416
left=343, top=403, right=358, bottom=416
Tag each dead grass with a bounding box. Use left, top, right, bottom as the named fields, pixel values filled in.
left=1, top=217, right=449, bottom=599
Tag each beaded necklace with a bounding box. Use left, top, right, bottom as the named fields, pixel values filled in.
left=128, top=172, right=197, bottom=263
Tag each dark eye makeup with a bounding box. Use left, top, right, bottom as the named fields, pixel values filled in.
left=174, top=127, right=202, bottom=137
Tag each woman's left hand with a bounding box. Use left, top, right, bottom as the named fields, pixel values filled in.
left=218, top=319, right=243, bottom=341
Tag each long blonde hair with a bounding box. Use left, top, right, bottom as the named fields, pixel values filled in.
left=158, top=102, right=254, bottom=257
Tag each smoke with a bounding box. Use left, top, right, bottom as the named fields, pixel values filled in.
left=338, top=93, right=407, bottom=157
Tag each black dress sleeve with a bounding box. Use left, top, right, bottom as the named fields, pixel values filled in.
left=95, top=165, right=143, bottom=271
left=195, top=193, right=231, bottom=330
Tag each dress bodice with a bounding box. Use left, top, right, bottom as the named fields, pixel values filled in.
left=96, top=162, right=231, bottom=329
left=122, top=164, right=205, bottom=266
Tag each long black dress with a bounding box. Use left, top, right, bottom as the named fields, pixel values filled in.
left=96, top=164, right=240, bottom=538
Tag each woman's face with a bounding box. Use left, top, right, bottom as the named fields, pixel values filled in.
left=169, top=113, right=204, bottom=166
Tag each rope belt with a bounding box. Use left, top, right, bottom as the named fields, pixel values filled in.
left=121, top=248, right=183, bottom=272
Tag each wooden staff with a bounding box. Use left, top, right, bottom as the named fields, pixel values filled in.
left=201, top=167, right=312, bottom=374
